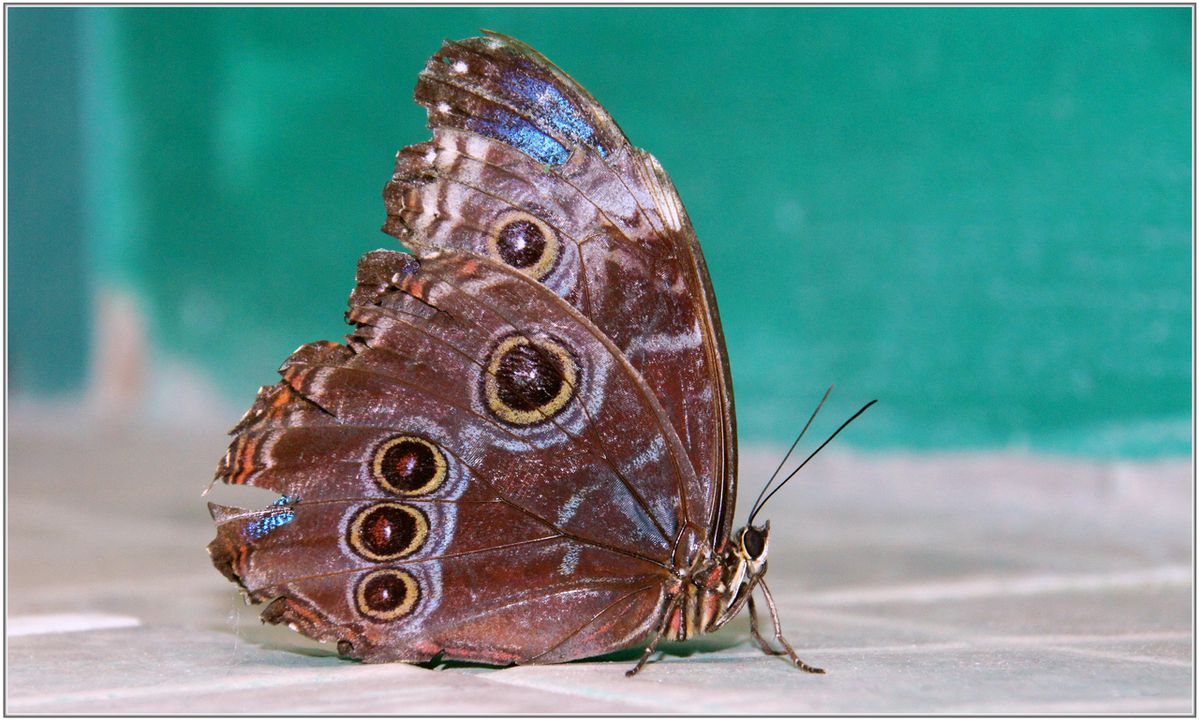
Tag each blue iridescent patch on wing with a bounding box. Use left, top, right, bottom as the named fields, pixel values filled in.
left=503, top=74, right=609, bottom=158
left=466, top=112, right=569, bottom=166
left=244, top=495, right=297, bottom=540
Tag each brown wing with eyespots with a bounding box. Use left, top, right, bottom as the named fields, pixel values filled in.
left=209, top=249, right=704, bottom=664
left=383, top=33, right=738, bottom=549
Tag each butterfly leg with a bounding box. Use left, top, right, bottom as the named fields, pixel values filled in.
left=747, top=595, right=785, bottom=656
left=757, top=578, right=824, bottom=674
left=625, top=592, right=682, bottom=677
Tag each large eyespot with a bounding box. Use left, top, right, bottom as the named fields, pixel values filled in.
left=354, top=569, right=420, bottom=621
left=483, top=334, right=578, bottom=426
left=486, top=210, right=559, bottom=280
left=346, top=503, right=428, bottom=561
left=372, top=435, right=447, bottom=496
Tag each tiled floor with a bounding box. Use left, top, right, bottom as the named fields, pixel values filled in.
left=6, top=413, right=1193, bottom=713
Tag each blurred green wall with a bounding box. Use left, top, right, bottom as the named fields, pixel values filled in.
left=9, top=8, right=91, bottom=396
left=8, top=7, right=1192, bottom=455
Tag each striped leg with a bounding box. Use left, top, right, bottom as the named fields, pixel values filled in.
left=757, top=579, right=824, bottom=674
left=748, top=595, right=785, bottom=655
left=626, top=592, right=682, bottom=677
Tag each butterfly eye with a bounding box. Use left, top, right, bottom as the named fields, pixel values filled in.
left=741, top=527, right=766, bottom=560
left=346, top=503, right=429, bottom=561
left=487, top=211, right=560, bottom=280
left=372, top=435, right=447, bottom=496
left=354, top=569, right=420, bottom=621
left=483, top=334, right=578, bottom=426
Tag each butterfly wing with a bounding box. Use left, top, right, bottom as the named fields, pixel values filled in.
left=383, top=33, right=738, bottom=548
left=209, top=249, right=704, bottom=664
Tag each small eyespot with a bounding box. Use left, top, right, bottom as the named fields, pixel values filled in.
left=372, top=436, right=447, bottom=496
left=346, top=503, right=428, bottom=561
left=354, top=569, right=419, bottom=621
left=486, top=210, right=559, bottom=280
left=482, top=334, right=578, bottom=426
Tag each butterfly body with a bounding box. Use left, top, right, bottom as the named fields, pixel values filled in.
left=209, top=33, right=820, bottom=674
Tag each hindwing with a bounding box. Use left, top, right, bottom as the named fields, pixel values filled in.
left=209, top=250, right=702, bottom=663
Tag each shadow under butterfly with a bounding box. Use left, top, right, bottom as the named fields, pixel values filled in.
left=207, top=31, right=875, bottom=676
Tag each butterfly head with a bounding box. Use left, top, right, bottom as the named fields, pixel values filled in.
left=735, top=521, right=770, bottom=572
left=704, top=522, right=772, bottom=633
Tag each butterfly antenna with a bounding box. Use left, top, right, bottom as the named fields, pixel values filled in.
left=747, top=385, right=834, bottom=521
left=747, top=399, right=878, bottom=526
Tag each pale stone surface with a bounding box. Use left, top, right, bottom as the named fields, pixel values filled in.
left=6, top=416, right=1192, bottom=714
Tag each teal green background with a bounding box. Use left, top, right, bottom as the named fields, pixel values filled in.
left=9, top=7, right=1192, bottom=455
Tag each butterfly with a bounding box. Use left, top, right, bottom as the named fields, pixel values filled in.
left=208, top=31, right=869, bottom=675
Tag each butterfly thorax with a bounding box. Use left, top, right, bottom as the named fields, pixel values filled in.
left=667, top=523, right=769, bottom=641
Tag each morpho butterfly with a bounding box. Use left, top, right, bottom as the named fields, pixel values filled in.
left=208, top=32, right=872, bottom=675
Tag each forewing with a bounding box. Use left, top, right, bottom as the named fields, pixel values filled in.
left=383, top=33, right=738, bottom=546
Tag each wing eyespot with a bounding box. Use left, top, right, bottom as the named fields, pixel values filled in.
left=482, top=334, right=578, bottom=425
left=486, top=210, right=560, bottom=280
left=346, top=503, right=429, bottom=561
left=354, top=569, right=420, bottom=621
left=372, top=435, right=448, bottom=496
